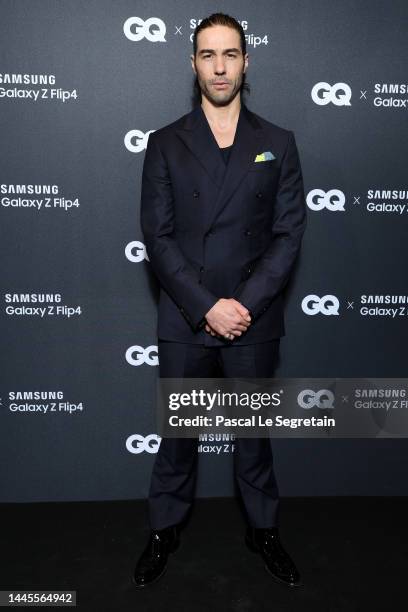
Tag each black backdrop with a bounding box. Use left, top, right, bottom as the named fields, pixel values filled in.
left=1, top=1, right=407, bottom=502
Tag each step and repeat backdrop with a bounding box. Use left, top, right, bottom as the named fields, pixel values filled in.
left=1, top=1, right=407, bottom=502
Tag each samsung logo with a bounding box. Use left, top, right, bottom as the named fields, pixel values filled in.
left=9, top=391, right=64, bottom=400
left=4, top=293, right=62, bottom=303
left=367, top=189, right=408, bottom=200
left=1, top=184, right=59, bottom=195
left=374, top=83, right=408, bottom=94
left=0, top=73, right=56, bottom=85
left=355, top=389, right=406, bottom=398
left=360, top=295, right=408, bottom=304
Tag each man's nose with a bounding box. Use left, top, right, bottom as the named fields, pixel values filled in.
left=214, top=57, right=226, bottom=74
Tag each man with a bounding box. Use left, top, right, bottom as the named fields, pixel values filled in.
left=134, top=13, right=307, bottom=588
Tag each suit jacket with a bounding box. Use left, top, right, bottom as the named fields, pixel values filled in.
left=140, top=102, right=307, bottom=346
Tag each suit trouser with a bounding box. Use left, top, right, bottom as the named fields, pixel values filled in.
left=148, top=339, right=281, bottom=530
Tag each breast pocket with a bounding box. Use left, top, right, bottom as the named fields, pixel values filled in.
left=247, top=161, right=279, bottom=197
left=248, top=160, right=279, bottom=173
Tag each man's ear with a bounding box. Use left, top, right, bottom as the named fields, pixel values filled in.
left=243, top=53, right=249, bottom=73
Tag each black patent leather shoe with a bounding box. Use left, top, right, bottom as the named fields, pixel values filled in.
left=133, top=525, right=180, bottom=588
left=245, top=526, right=302, bottom=587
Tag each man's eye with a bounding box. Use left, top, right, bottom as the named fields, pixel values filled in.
left=201, top=54, right=236, bottom=59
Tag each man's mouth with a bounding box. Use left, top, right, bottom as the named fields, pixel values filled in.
left=213, top=81, right=229, bottom=89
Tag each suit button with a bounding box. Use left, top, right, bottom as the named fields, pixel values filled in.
left=244, top=229, right=251, bottom=236
left=200, top=266, right=204, bottom=272
left=256, top=191, right=263, bottom=198
left=207, top=229, right=215, bottom=236
left=198, top=279, right=202, bottom=284
left=193, top=190, right=200, bottom=198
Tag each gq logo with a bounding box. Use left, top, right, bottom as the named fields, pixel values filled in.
left=298, top=389, right=335, bottom=409
left=302, top=295, right=340, bottom=316
left=125, top=240, right=149, bottom=262
left=306, top=189, right=345, bottom=211
left=126, top=434, right=161, bottom=454
left=311, top=82, right=352, bottom=106
left=126, top=345, right=158, bottom=366
left=124, top=129, right=155, bottom=153
left=123, top=17, right=166, bottom=42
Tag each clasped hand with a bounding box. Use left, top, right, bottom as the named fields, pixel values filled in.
left=204, top=298, right=251, bottom=340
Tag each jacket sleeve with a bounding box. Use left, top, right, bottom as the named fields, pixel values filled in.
left=140, top=131, right=219, bottom=331
left=232, top=130, right=307, bottom=320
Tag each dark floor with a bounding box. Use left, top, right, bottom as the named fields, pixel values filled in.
left=1, top=496, right=407, bottom=611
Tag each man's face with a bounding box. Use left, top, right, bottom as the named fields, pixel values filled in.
left=191, top=24, right=248, bottom=107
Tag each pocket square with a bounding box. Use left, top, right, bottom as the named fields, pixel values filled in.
left=254, top=151, right=276, bottom=162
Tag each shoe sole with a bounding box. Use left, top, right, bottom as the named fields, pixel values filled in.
left=132, top=538, right=180, bottom=589
left=245, top=536, right=303, bottom=588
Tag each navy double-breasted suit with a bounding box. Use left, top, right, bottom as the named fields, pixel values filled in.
left=140, top=102, right=307, bottom=530
left=140, top=103, right=307, bottom=345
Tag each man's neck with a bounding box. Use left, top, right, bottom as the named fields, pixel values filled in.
left=201, top=96, right=241, bottom=131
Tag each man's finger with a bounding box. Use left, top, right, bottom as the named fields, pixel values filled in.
left=232, top=300, right=251, bottom=320
left=205, top=324, right=217, bottom=336
left=231, top=318, right=250, bottom=330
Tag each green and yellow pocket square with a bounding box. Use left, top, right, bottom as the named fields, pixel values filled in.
left=254, top=151, right=276, bottom=162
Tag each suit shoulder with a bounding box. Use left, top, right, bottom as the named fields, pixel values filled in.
left=147, top=111, right=188, bottom=142
left=251, top=110, right=294, bottom=140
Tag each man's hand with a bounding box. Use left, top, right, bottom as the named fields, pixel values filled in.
left=204, top=298, right=251, bottom=339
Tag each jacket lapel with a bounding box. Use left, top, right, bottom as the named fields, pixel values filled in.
left=176, top=103, right=265, bottom=233
left=175, top=104, right=226, bottom=189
